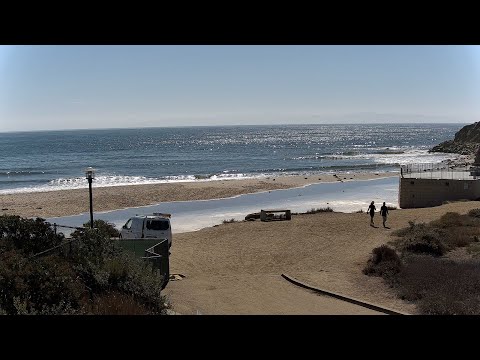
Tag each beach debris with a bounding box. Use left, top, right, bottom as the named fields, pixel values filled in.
left=245, top=212, right=261, bottom=221
left=169, top=274, right=185, bottom=281
left=36, top=207, right=42, bottom=209
left=1, top=208, right=7, bottom=211
left=260, top=209, right=291, bottom=221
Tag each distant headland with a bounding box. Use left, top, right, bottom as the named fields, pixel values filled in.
left=430, top=122, right=480, bottom=156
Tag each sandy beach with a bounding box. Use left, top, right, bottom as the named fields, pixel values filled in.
left=164, top=200, right=480, bottom=315
left=0, top=172, right=397, bottom=219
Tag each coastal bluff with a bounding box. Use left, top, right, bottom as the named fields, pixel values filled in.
left=430, top=122, right=480, bottom=156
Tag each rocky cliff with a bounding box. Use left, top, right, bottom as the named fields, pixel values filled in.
left=430, top=122, right=480, bottom=155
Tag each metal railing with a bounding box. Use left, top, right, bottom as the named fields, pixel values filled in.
left=400, top=163, right=474, bottom=180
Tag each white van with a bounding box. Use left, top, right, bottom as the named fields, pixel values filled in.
left=120, top=213, right=172, bottom=248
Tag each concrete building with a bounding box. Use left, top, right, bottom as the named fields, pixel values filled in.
left=399, top=163, right=480, bottom=208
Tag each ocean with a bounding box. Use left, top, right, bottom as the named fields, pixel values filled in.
left=0, top=123, right=464, bottom=195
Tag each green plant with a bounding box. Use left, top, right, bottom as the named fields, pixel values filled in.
left=70, top=219, right=120, bottom=239
left=0, top=215, right=64, bottom=255
left=0, top=216, right=169, bottom=315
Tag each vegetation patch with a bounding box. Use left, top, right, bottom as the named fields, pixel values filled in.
left=293, top=207, right=334, bottom=215
left=395, top=255, right=480, bottom=315
left=363, top=245, right=402, bottom=281
left=392, top=221, right=446, bottom=256
left=365, top=210, right=480, bottom=314
left=0, top=215, right=169, bottom=315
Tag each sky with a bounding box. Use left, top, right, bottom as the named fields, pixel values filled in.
left=0, top=45, right=479, bottom=132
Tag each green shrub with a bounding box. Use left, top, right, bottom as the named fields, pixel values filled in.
left=0, top=250, right=86, bottom=314
left=0, top=215, right=64, bottom=255
left=71, top=219, right=120, bottom=239
left=0, top=216, right=169, bottom=315
left=363, top=245, right=402, bottom=281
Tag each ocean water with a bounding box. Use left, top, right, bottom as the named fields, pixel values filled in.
left=0, top=123, right=464, bottom=194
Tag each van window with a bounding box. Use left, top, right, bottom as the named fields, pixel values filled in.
left=124, top=219, right=133, bottom=230
left=146, top=219, right=170, bottom=231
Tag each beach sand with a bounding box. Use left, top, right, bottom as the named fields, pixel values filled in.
left=164, top=200, right=480, bottom=315
left=0, top=172, right=397, bottom=218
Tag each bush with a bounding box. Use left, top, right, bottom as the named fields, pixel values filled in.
left=89, top=291, right=150, bottom=315
left=0, top=216, right=169, bottom=315
left=0, top=215, right=64, bottom=255
left=0, top=250, right=86, bottom=314
left=395, top=255, right=480, bottom=314
left=430, top=212, right=479, bottom=228
left=71, top=219, right=120, bottom=239
left=363, top=245, right=402, bottom=281
left=392, top=222, right=446, bottom=256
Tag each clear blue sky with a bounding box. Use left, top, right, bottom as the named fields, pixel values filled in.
left=1, top=45, right=479, bottom=131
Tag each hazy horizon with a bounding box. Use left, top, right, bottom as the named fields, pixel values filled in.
left=0, top=121, right=470, bottom=135
left=1, top=45, right=479, bottom=132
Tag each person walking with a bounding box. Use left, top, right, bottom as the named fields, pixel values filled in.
left=367, top=201, right=376, bottom=226
left=380, top=202, right=389, bottom=228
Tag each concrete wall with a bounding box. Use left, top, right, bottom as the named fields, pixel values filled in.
left=399, top=177, right=480, bottom=208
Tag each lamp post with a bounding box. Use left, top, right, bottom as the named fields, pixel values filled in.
left=85, top=167, right=95, bottom=229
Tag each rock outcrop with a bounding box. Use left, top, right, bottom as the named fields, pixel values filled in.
left=430, top=122, right=480, bottom=155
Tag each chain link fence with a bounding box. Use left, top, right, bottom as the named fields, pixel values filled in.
left=400, top=163, right=475, bottom=180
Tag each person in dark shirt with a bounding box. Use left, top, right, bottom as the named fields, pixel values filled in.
left=367, top=201, right=376, bottom=226
left=380, top=202, right=389, bottom=228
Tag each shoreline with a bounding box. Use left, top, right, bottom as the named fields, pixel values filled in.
left=1, top=172, right=398, bottom=218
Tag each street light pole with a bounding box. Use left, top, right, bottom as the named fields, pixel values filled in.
left=85, top=167, right=95, bottom=229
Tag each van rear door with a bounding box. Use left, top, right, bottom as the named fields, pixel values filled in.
left=143, top=218, right=170, bottom=239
